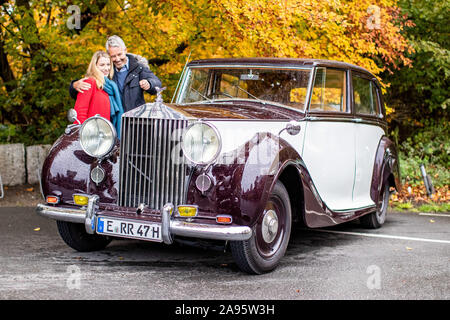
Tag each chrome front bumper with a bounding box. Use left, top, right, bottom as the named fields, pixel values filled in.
left=36, top=197, right=252, bottom=244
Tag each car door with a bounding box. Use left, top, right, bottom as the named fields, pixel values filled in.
left=351, top=72, right=385, bottom=208
left=301, top=67, right=355, bottom=211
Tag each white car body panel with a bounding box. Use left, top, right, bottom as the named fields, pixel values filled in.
left=211, top=120, right=305, bottom=164
left=353, top=124, right=385, bottom=208
left=211, top=118, right=384, bottom=211
left=301, top=120, right=356, bottom=211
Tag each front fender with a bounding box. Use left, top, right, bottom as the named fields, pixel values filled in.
left=185, top=132, right=304, bottom=227
left=41, top=128, right=120, bottom=205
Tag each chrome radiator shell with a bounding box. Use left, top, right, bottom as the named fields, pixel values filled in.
left=118, top=115, right=188, bottom=209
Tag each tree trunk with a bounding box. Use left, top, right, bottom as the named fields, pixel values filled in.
left=0, top=37, right=16, bottom=93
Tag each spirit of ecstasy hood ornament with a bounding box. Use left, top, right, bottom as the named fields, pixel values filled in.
left=133, top=87, right=186, bottom=119
left=150, top=86, right=167, bottom=117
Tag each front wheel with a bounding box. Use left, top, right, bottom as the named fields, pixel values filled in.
left=57, top=220, right=111, bottom=252
left=230, top=181, right=292, bottom=274
left=360, top=184, right=390, bottom=229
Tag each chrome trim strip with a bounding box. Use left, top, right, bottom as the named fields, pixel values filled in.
left=333, top=204, right=376, bottom=213
left=165, top=120, right=173, bottom=203
left=305, top=66, right=316, bottom=112
left=150, top=118, right=157, bottom=207
left=0, top=174, right=3, bottom=199
left=305, top=116, right=386, bottom=128
left=188, top=65, right=311, bottom=70
left=161, top=119, right=168, bottom=207
left=143, top=117, right=150, bottom=205
left=138, top=117, right=144, bottom=207
left=155, top=119, right=163, bottom=209
left=174, top=120, right=181, bottom=206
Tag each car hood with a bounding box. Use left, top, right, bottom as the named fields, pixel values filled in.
left=126, top=100, right=304, bottom=121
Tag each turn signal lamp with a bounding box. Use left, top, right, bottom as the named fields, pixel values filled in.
left=46, top=196, right=59, bottom=204
left=73, top=194, right=89, bottom=206
left=216, top=215, right=232, bottom=224
left=177, top=205, right=198, bottom=217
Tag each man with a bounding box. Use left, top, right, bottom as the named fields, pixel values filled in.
left=69, top=35, right=162, bottom=112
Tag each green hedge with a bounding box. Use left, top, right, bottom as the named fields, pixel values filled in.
left=397, top=119, right=449, bottom=188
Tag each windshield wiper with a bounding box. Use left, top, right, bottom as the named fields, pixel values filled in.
left=233, top=85, right=266, bottom=104
left=190, top=87, right=213, bottom=103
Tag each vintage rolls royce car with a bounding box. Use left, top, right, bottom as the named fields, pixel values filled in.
left=37, top=58, right=400, bottom=274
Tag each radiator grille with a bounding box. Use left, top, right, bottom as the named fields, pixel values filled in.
left=118, top=116, right=188, bottom=209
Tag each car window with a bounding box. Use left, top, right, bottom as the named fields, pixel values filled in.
left=220, top=73, right=249, bottom=99
left=181, top=69, right=210, bottom=103
left=216, top=69, right=311, bottom=110
left=372, top=82, right=381, bottom=115
left=353, top=75, right=378, bottom=116
left=178, top=67, right=311, bottom=110
left=310, top=68, right=347, bottom=112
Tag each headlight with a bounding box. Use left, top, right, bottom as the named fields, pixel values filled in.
left=181, top=122, right=221, bottom=165
left=79, top=116, right=116, bottom=158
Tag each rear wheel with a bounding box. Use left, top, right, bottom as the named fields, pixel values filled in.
left=57, top=221, right=111, bottom=252
left=360, top=184, right=390, bottom=229
left=230, top=181, right=292, bottom=274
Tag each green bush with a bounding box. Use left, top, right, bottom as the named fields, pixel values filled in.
left=398, top=119, right=449, bottom=187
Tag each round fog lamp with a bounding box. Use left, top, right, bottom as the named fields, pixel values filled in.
left=90, top=166, right=105, bottom=185
left=195, top=174, right=212, bottom=192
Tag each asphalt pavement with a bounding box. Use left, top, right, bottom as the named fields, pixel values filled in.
left=0, top=206, right=449, bottom=300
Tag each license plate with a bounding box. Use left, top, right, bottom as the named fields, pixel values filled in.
left=96, top=216, right=162, bottom=242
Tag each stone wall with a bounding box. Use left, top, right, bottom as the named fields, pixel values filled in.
left=0, top=144, right=52, bottom=186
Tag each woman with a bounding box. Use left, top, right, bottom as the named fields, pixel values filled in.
left=74, top=51, right=123, bottom=136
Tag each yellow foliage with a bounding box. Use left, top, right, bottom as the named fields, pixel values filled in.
left=3, top=0, right=413, bottom=113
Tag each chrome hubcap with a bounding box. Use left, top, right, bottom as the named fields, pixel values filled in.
left=262, top=209, right=279, bottom=243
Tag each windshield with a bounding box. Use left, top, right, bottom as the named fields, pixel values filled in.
left=176, top=67, right=312, bottom=111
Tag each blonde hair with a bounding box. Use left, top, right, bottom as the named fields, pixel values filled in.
left=85, top=51, right=114, bottom=89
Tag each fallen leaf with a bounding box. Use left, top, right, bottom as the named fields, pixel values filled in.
left=430, top=219, right=435, bottom=223
left=406, top=247, right=413, bottom=251
left=34, top=227, right=40, bottom=231
left=26, top=188, right=34, bottom=192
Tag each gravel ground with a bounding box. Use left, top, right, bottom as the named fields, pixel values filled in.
left=0, top=184, right=43, bottom=207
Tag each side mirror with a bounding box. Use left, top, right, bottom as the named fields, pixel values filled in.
left=279, top=120, right=301, bottom=136
left=67, top=108, right=80, bottom=125
left=286, top=120, right=302, bottom=135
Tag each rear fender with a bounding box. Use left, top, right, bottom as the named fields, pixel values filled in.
left=371, top=136, right=401, bottom=203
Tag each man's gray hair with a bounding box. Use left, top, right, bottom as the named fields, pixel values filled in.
left=105, top=35, right=126, bottom=50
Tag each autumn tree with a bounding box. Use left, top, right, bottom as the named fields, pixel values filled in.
left=382, top=0, right=449, bottom=132
left=1, top=0, right=413, bottom=144
left=0, top=0, right=108, bottom=143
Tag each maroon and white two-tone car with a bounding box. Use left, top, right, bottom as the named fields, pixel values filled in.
left=37, top=58, right=400, bottom=274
